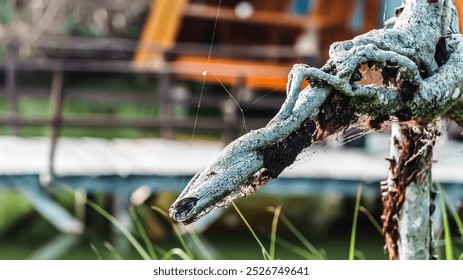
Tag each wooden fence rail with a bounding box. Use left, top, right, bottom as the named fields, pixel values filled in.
left=0, top=41, right=288, bottom=175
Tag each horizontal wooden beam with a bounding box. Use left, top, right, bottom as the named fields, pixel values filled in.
left=184, top=3, right=307, bottom=28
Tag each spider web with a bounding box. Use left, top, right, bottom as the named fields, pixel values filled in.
left=188, top=0, right=383, bottom=167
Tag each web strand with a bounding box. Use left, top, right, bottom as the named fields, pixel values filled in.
left=191, top=0, right=222, bottom=142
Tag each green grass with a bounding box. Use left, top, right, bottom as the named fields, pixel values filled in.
left=273, top=209, right=326, bottom=260
left=269, top=205, right=282, bottom=260
left=60, top=182, right=196, bottom=260
left=232, top=202, right=271, bottom=259
left=151, top=206, right=194, bottom=259
left=0, top=187, right=389, bottom=260
left=0, top=75, right=165, bottom=139
left=233, top=186, right=388, bottom=261
left=437, top=183, right=453, bottom=260
left=72, top=188, right=152, bottom=260
left=0, top=190, right=34, bottom=230
left=129, top=207, right=157, bottom=260
left=0, top=96, right=225, bottom=139
left=436, top=183, right=463, bottom=260
left=348, top=185, right=362, bottom=260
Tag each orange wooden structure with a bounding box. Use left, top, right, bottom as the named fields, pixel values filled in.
left=134, top=0, right=380, bottom=91
left=456, top=0, right=463, bottom=32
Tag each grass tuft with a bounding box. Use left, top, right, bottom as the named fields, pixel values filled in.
left=103, top=241, right=123, bottom=260
left=151, top=206, right=194, bottom=259
left=232, top=202, right=271, bottom=260
left=436, top=183, right=453, bottom=260
left=129, top=207, right=157, bottom=260
left=183, top=226, right=214, bottom=260
left=349, top=185, right=362, bottom=260
left=269, top=205, right=282, bottom=260
left=443, top=191, right=463, bottom=242
left=90, top=244, right=102, bottom=260
left=73, top=190, right=152, bottom=260
left=59, top=182, right=152, bottom=259
left=268, top=207, right=325, bottom=260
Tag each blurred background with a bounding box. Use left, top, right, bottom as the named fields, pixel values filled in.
left=0, top=0, right=462, bottom=260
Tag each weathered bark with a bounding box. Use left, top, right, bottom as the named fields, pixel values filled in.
left=170, top=0, right=463, bottom=260
left=382, top=121, right=437, bottom=259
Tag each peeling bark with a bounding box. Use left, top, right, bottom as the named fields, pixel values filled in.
left=382, top=121, right=437, bottom=259
left=170, top=0, right=463, bottom=260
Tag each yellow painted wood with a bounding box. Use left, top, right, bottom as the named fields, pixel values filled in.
left=134, top=0, right=188, bottom=65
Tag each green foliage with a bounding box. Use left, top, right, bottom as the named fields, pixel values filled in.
left=0, top=0, right=13, bottom=25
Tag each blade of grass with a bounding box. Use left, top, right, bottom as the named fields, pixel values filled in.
left=59, top=182, right=151, bottom=260
left=269, top=205, right=282, bottom=260
left=277, top=211, right=325, bottom=259
left=232, top=201, right=271, bottom=260
left=151, top=206, right=194, bottom=259
left=129, top=207, right=157, bottom=260
left=162, top=248, right=193, bottom=260
left=84, top=197, right=151, bottom=260
left=90, top=244, right=102, bottom=260
left=276, top=236, right=323, bottom=260
left=103, top=241, right=123, bottom=260
left=437, top=183, right=453, bottom=260
left=443, top=191, right=463, bottom=241
left=355, top=250, right=366, bottom=260
left=349, top=185, right=362, bottom=260
left=153, top=244, right=168, bottom=256
left=359, top=206, right=382, bottom=235
left=64, top=184, right=152, bottom=260
left=184, top=226, right=214, bottom=260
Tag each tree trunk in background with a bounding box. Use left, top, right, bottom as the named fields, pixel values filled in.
left=382, top=121, right=438, bottom=259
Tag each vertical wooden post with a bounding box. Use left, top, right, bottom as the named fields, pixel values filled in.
left=5, top=42, right=19, bottom=136
left=49, top=72, right=65, bottom=177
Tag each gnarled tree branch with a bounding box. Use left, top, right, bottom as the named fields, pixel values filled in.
left=170, top=0, right=463, bottom=259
